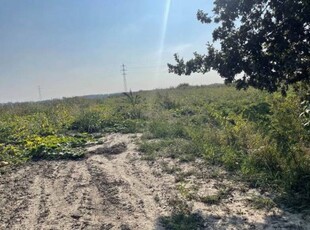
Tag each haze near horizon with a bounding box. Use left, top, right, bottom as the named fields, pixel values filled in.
left=0, top=0, right=223, bottom=103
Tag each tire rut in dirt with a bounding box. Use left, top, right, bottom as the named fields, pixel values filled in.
left=85, top=159, right=140, bottom=229
left=86, top=161, right=123, bottom=209
left=0, top=164, right=35, bottom=229
left=36, top=179, right=50, bottom=227
left=24, top=162, right=63, bottom=230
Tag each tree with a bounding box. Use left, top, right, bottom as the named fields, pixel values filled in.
left=168, top=0, right=310, bottom=95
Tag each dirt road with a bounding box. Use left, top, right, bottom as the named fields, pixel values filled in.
left=0, top=134, right=309, bottom=229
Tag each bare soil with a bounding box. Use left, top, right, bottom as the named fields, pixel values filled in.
left=0, top=133, right=309, bottom=229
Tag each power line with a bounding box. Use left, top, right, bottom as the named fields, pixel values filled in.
left=121, top=64, right=128, bottom=92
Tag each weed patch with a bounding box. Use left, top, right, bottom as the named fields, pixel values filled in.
left=248, top=196, right=276, bottom=210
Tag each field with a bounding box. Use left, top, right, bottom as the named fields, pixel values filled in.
left=0, top=84, right=309, bottom=229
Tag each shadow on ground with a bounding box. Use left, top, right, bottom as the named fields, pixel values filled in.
left=155, top=210, right=306, bottom=230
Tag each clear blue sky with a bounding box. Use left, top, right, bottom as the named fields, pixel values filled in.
left=0, top=0, right=222, bottom=102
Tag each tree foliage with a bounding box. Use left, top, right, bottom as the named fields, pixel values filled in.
left=168, top=0, right=310, bottom=94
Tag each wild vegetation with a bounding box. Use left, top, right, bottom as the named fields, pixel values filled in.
left=0, top=84, right=309, bottom=212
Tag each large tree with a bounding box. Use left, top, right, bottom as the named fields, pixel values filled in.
left=168, top=0, right=310, bottom=94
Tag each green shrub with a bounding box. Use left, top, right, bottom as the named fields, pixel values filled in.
left=102, top=119, right=141, bottom=133
left=147, top=121, right=188, bottom=139
left=0, top=144, right=27, bottom=164
left=157, top=93, right=180, bottom=110
left=25, top=135, right=86, bottom=160
left=139, top=139, right=174, bottom=160
left=176, top=83, right=190, bottom=89
left=71, top=111, right=102, bottom=133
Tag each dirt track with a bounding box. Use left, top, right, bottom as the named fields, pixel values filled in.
left=0, top=134, right=309, bottom=229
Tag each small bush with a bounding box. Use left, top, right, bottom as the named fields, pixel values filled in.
left=71, top=111, right=102, bottom=133
left=157, top=93, right=180, bottom=110
left=176, top=83, right=190, bottom=89
left=101, top=119, right=141, bottom=133
left=147, top=121, right=188, bottom=139
left=139, top=139, right=174, bottom=160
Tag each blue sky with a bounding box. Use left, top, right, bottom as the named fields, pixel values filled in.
left=0, top=0, right=222, bottom=102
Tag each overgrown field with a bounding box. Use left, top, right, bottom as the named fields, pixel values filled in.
left=0, top=84, right=309, bottom=209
